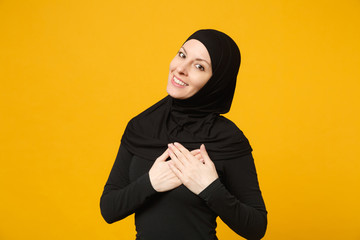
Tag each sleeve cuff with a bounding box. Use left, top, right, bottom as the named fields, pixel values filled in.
left=136, top=172, right=157, bottom=197
left=198, top=178, right=223, bottom=201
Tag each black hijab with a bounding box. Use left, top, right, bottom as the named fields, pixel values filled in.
left=121, top=29, right=252, bottom=161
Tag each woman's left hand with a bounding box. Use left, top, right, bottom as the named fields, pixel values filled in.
left=168, top=142, right=218, bottom=195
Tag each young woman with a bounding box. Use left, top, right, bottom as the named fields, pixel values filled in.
left=100, top=29, right=267, bottom=240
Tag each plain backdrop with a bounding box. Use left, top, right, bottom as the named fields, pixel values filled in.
left=1, top=0, right=359, bottom=239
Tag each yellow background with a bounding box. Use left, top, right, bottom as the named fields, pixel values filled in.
left=1, top=0, right=359, bottom=239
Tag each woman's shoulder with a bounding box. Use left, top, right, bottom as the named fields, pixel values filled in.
left=205, top=115, right=252, bottom=161
left=215, top=115, right=247, bottom=136
left=128, top=96, right=170, bottom=123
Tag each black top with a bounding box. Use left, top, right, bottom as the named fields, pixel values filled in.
left=101, top=29, right=267, bottom=239
left=100, top=145, right=267, bottom=240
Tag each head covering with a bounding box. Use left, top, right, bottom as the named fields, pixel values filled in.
left=121, top=29, right=252, bottom=161
left=172, top=29, right=241, bottom=114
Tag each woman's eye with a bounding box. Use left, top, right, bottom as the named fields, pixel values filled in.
left=178, top=51, right=185, bottom=58
left=195, top=64, right=205, bottom=71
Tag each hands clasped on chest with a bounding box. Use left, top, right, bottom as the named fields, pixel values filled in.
left=148, top=142, right=219, bottom=195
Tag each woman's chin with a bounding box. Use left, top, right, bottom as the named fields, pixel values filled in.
left=169, top=94, right=186, bottom=100
left=167, top=88, right=186, bottom=100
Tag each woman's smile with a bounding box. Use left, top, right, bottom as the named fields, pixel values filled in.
left=171, top=75, right=189, bottom=87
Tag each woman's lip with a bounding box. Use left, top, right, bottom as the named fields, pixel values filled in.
left=171, top=75, right=188, bottom=88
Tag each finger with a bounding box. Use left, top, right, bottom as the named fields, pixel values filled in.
left=168, top=161, right=184, bottom=180
left=173, top=142, right=196, bottom=162
left=174, top=142, right=191, bottom=155
left=193, top=153, right=202, bottom=161
left=190, top=149, right=201, bottom=156
left=200, top=144, right=212, bottom=164
left=190, top=149, right=204, bottom=163
left=156, top=148, right=169, bottom=162
left=168, top=143, right=188, bottom=164
left=168, top=148, right=185, bottom=170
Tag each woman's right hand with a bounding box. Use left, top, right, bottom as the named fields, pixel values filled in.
left=149, top=149, right=182, bottom=192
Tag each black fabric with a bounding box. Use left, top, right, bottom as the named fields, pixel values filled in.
left=100, top=145, right=267, bottom=240
left=173, top=29, right=240, bottom=114
left=121, top=29, right=252, bottom=162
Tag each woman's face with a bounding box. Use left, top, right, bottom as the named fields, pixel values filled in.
left=167, top=39, right=212, bottom=99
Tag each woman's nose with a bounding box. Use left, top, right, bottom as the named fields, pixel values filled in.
left=176, top=62, right=188, bottom=76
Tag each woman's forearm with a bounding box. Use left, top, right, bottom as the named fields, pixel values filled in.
left=100, top=172, right=156, bottom=223
left=199, top=178, right=267, bottom=239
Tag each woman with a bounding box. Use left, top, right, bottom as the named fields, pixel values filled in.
left=100, top=29, right=267, bottom=240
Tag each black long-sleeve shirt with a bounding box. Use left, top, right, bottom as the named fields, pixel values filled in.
left=100, top=145, right=267, bottom=240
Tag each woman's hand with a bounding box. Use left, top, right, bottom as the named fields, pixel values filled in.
left=168, top=142, right=218, bottom=195
left=149, top=149, right=182, bottom=192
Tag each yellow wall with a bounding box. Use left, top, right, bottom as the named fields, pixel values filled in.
left=1, top=0, right=359, bottom=239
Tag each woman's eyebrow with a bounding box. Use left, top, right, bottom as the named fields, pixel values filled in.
left=181, top=46, right=211, bottom=66
left=195, top=58, right=211, bottom=66
left=180, top=47, right=187, bottom=55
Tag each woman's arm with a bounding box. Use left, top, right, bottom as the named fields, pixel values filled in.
left=100, top=145, right=157, bottom=224
left=168, top=143, right=267, bottom=239
left=198, top=154, right=267, bottom=240
left=100, top=145, right=183, bottom=224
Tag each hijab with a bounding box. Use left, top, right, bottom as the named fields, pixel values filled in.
left=121, top=29, right=252, bottom=161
